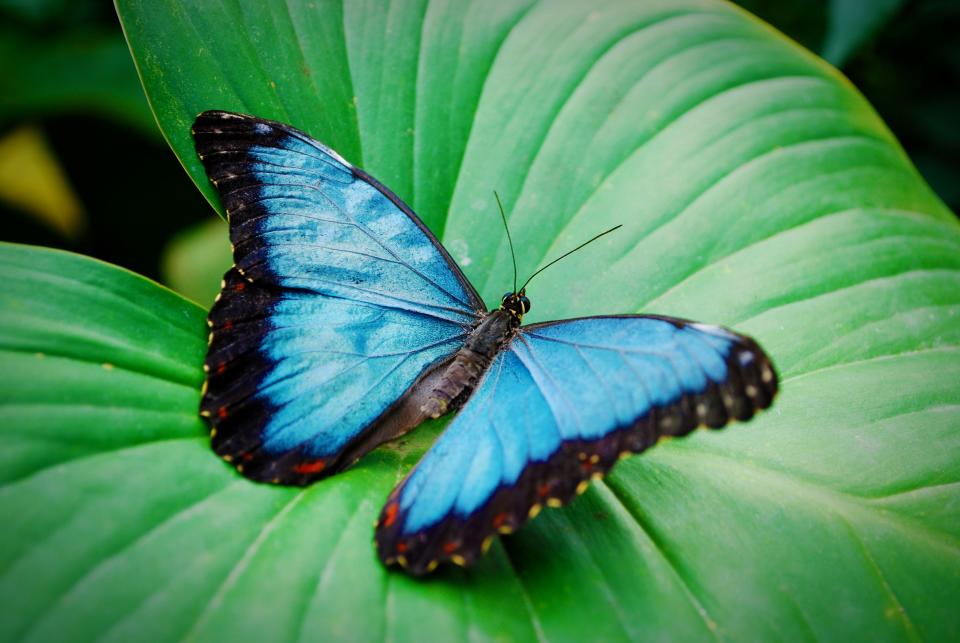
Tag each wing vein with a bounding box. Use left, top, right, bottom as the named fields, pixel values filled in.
left=232, top=176, right=478, bottom=311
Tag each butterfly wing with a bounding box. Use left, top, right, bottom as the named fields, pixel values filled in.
left=193, top=111, right=485, bottom=484
left=375, top=315, right=778, bottom=574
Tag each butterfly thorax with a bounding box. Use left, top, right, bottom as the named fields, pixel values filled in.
left=499, top=289, right=530, bottom=321
left=419, top=309, right=519, bottom=420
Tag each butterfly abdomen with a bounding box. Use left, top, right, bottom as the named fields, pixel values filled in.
left=420, top=310, right=518, bottom=419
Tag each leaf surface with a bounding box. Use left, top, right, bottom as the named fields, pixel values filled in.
left=2, top=0, right=958, bottom=640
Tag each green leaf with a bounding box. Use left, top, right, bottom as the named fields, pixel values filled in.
left=0, top=28, right=157, bottom=135
left=160, top=217, right=231, bottom=307
left=3, top=0, right=957, bottom=640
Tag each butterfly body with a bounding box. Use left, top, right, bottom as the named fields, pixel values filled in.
left=192, top=111, right=779, bottom=576
left=420, top=307, right=520, bottom=420
left=418, top=291, right=528, bottom=419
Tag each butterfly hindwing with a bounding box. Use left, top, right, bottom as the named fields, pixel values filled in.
left=194, top=111, right=485, bottom=484
left=375, top=315, right=778, bottom=574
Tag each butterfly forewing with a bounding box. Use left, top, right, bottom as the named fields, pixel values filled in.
left=193, top=111, right=484, bottom=483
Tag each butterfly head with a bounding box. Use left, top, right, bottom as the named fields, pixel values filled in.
left=500, top=290, right=531, bottom=321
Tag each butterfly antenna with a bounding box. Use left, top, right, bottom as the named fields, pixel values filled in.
left=519, top=224, right=622, bottom=292
left=494, top=191, right=518, bottom=293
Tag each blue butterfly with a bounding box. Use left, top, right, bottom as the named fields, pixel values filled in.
left=193, top=111, right=778, bottom=576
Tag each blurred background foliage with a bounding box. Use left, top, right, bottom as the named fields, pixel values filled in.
left=0, top=0, right=957, bottom=304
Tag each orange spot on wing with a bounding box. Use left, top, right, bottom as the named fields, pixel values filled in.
left=537, top=482, right=551, bottom=497
left=396, top=541, right=408, bottom=554
left=492, top=512, right=509, bottom=529
left=223, top=320, right=234, bottom=331
left=294, top=459, right=326, bottom=475
left=216, top=406, right=228, bottom=419
left=216, top=361, right=226, bottom=375
left=383, top=502, right=399, bottom=528
left=233, top=281, right=246, bottom=292
left=442, top=540, right=460, bottom=555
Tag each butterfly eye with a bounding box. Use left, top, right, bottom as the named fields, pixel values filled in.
left=502, top=292, right=513, bottom=304
left=519, top=296, right=531, bottom=314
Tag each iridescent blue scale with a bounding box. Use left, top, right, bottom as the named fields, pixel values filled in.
left=193, top=111, right=778, bottom=576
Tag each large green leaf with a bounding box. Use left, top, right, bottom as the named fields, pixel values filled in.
left=2, top=0, right=957, bottom=640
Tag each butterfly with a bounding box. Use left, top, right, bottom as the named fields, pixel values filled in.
left=193, top=111, right=778, bottom=576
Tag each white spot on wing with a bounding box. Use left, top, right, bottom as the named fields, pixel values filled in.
left=691, top=322, right=735, bottom=339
